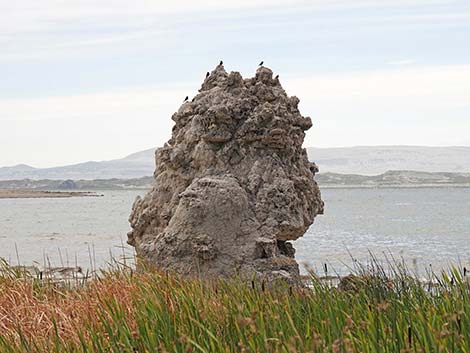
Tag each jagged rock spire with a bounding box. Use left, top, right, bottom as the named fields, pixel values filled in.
left=128, top=64, right=323, bottom=285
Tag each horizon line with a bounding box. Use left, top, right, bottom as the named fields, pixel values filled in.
left=2, top=144, right=470, bottom=169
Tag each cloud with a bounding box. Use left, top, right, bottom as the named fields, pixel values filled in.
left=2, top=1, right=297, bottom=61
left=283, top=65, right=470, bottom=147
left=1, top=0, right=468, bottom=63
left=1, top=0, right=305, bottom=34
left=2, top=0, right=466, bottom=40
left=1, top=89, right=180, bottom=121
left=387, top=60, right=417, bottom=66
left=0, top=83, right=196, bottom=167
left=285, top=65, right=470, bottom=103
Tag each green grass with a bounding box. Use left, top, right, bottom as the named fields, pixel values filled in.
left=0, top=260, right=469, bottom=352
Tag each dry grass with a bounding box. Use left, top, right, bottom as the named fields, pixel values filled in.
left=0, top=262, right=469, bottom=352
left=0, top=271, right=135, bottom=348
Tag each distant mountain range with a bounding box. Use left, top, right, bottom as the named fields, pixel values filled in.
left=308, top=146, right=470, bottom=175
left=1, top=146, right=469, bottom=181
left=317, top=170, right=470, bottom=187
left=0, top=149, right=154, bottom=181
left=1, top=171, right=469, bottom=190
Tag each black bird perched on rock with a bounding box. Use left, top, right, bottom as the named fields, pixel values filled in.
left=206, top=72, right=210, bottom=78
left=275, top=74, right=279, bottom=80
left=259, top=61, right=264, bottom=66
left=219, top=60, right=223, bottom=65
left=183, top=96, right=188, bottom=103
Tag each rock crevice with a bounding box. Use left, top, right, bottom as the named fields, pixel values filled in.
left=128, top=64, right=323, bottom=284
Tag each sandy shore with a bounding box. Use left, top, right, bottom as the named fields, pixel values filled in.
left=0, top=189, right=102, bottom=199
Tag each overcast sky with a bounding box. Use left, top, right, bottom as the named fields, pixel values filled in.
left=1, top=0, right=469, bottom=168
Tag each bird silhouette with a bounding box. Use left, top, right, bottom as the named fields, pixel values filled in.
left=206, top=72, right=210, bottom=78
left=183, top=96, right=189, bottom=103
left=219, top=60, right=223, bottom=65
left=259, top=61, right=264, bottom=66
left=275, top=74, right=279, bottom=80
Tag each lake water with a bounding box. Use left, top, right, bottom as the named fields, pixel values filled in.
left=1, top=188, right=469, bottom=276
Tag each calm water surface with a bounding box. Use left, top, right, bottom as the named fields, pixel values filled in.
left=1, top=188, right=469, bottom=275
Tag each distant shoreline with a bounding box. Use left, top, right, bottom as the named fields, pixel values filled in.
left=1, top=170, right=470, bottom=192
left=0, top=190, right=102, bottom=199
left=320, top=183, right=470, bottom=189
left=1, top=184, right=470, bottom=199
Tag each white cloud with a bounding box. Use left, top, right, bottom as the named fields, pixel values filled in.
left=285, top=65, right=470, bottom=103
left=2, top=0, right=463, bottom=36
left=2, top=0, right=467, bottom=61
left=0, top=83, right=197, bottom=167
left=2, top=1, right=298, bottom=60
left=283, top=65, right=470, bottom=147
left=387, top=60, right=417, bottom=66
left=0, top=85, right=193, bottom=121
left=0, top=0, right=304, bottom=34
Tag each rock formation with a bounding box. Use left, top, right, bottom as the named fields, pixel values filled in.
left=128, top=63, right=323, bottom=285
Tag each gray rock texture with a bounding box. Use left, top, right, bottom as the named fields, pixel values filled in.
left=127, top=64, right=323, bottom=284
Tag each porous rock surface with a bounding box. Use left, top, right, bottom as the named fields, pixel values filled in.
left=128, top=64, right=323, bottom=284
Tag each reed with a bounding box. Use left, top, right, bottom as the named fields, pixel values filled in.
left=0, top=259, right=468, bottom=352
